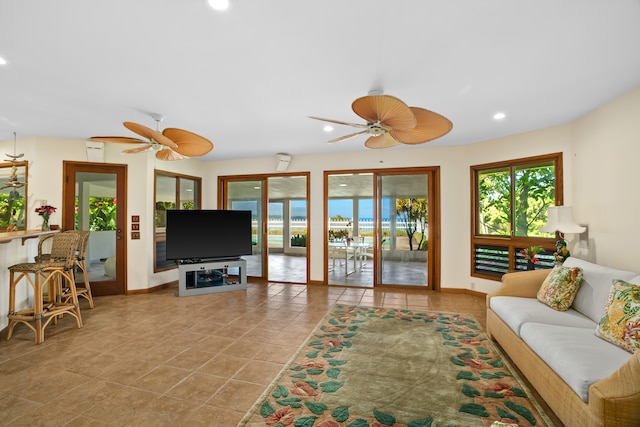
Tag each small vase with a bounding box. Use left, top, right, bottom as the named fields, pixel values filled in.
left=41, top=217, right=50, bottom=231
left=527, top=260, right=535, bottom=271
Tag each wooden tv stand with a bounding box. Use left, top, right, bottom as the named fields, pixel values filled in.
left=177, top=258, right=247, bottom=297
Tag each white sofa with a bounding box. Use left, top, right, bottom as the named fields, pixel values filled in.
left=486, top=257, right=640, bottom=427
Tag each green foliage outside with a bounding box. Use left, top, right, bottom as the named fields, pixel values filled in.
left=76, top=197, right=117, bottom=231
left=396, top=198, right=428, bottom=251
left=290, top=234, right=306, bottom=247
left=155, top=201, right=195, bottom=228
left=0, top=191, right=25, bottom=228
left=155, top=201, right=176, bottom=228
left=478, top=164, right=555, bottom=236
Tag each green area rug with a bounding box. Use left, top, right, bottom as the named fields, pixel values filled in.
left=239, top=305, right=553, bottom=427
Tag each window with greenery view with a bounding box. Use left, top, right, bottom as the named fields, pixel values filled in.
left=472, top=153, right=562, bottom=278
left=0, top=161, right=27, bottom=230
left=154, top=171, right=201, bottom=272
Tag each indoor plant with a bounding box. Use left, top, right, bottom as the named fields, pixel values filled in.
left=35, top=205, right=56, bottom=231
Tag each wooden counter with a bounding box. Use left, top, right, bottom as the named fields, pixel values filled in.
left=0, top=229, right=59, bottom=245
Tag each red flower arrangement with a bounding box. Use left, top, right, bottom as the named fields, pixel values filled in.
left=35, top=205, right=56, bottom=217
left=520, top=246, right=543, bottom=263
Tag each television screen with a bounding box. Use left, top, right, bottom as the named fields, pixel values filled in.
left=166, top=209, right=253, bottom=261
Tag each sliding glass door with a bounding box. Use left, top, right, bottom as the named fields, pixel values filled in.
left=378, top=172, right=430, bottom=286
left=225, top=180, right=264, bottom=278
left=325, top=167, right=439, bottom=289
left=327, top=173, right=374, bottom=287
left=220, top=174, right=309, bottom=283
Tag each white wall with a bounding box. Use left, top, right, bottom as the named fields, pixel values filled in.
left=1, top=84, right=638, bottom=296
left=570, top=86, right=640, bottom=272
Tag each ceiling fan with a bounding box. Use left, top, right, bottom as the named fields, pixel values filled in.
left=89, top=113, right=214, bottom=160
left=309, top=93, right=453, bottom=149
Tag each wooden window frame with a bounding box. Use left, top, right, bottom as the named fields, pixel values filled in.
left=470, top=153, right=563, bottom=280
left=154, top=170, right=202, bottom=273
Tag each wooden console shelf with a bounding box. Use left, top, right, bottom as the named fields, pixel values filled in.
left=177, top=258, right=247, bottom=297
left=0, top=229, right=59, bottom=245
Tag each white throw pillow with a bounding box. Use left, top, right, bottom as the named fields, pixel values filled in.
left=564, top=257, right=638, bottom=323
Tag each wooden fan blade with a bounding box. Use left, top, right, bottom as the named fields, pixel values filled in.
left=327, top=130, right=368, bottom=144
left=123, top=122, right=178, bottom=149
left=89, top=136, right=145, bottom=144
left=352, top=95, right=416, bottom=130
left=364, top=133, right=400, bottom=149
left=308, top=116, right=367, bottom=128
left=122, top=145, right=154, bottom=154
left=162, top=128, right=213, bottom=157
left=155, top=148, right=188, bottom=161
left=390, top=107, right=453, bottom=145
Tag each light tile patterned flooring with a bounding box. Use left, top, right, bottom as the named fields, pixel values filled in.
left=256, top=253, right=429, bottom=288
left=0, top=283, right=556, bottom=426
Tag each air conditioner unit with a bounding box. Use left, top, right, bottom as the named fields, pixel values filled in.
left=276, top=153, right=291, bottom=171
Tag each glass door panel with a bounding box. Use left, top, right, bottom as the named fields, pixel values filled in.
left=226, top=180, right=263, bottom=278
left=327, top=173, right=373, bottom=287
left=378, top=173, right=429, bottom=286
left=64, top=161, right=127, bottom=296
left=267, top=176, right=308, bottom=283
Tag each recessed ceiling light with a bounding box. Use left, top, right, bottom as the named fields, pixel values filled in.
left=208, top=0, right=229, bottom=11
left=323, top=125, right=333, bottom=132
left=339, top=184, right=347, bottom=187
left=493, top=112, right=506, bottom=120
left=0, top=56, right=7, bottom=65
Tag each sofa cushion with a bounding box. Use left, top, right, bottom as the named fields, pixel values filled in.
left=563, top=257, right=638, bottom=322
left=520, top=323, right=631, bottom=402
left=596, top=279, right=640, bottom=353
left=490, top=296, right=595, bottom=335
left=536, top=264, right=583, bottom=311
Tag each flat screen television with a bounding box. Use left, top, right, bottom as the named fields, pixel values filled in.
left=166, top=209, right=253, bottom=261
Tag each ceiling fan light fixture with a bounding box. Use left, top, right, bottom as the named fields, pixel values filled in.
left=311, top=93, right=452, bottom=149
left=90, top=115, right=213, bottom=160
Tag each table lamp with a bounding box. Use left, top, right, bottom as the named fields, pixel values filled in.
left=539, top=206, right=587, bottom=263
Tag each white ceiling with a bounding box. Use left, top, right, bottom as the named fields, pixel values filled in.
left=2, top=1, right=640, bottom=161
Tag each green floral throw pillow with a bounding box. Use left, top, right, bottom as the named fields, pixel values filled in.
left=536, top=264, right=583, bottom=311
left=596, top=279, right=640, bottom=353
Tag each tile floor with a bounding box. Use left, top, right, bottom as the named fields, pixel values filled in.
left=0, top=283, right=557, bottom=426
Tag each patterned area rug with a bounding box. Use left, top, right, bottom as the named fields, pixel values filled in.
left=239, top=305, right=553, bottom=427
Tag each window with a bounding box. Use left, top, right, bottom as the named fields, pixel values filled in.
left=0, top=161, right=27, bottom=230
left=154, top=171, right=201, bottom=272
left=471, top=153, right=562, bottom=278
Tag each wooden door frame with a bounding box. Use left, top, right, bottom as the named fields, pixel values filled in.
left=218, top=172, right=311, bottom=284
left=62, top=161, right=128, bottom=295
left=324, top=166, right=441, bottom=290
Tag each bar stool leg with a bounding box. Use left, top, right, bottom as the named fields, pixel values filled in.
left=5, top=270, right=17, bottom=341
left=34, top=272, right=44, bottom=344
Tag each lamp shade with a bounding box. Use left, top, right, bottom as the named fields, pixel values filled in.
left=539, top=206, right=586, bottom=234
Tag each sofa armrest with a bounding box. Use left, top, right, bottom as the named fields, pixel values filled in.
left=589, top=350, right=640, bottom=427
left=486, top=269, right=551, bottom=306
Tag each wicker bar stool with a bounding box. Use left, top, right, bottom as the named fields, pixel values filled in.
left=35, top=230, right=94, bottom=308
left=6, top=231, right=83, bottom=344
left=69, top=230, right=94, bottom=308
